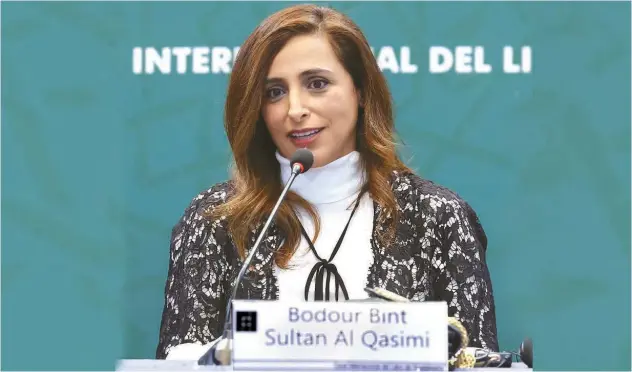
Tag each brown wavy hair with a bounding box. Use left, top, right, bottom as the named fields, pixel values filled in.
left=212, top=4, right=411, bottom=268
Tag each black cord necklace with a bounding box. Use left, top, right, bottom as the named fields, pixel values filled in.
left=299, top=197, right=361, bottom=301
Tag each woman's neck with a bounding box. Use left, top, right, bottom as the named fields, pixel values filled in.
left=276, top=150, right=366, bottom=204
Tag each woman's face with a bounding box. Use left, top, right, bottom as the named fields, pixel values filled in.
left=261, top=34, right=360, bottom=168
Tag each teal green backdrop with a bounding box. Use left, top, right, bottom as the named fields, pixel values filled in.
left=2, top=1, right=630, bottom=370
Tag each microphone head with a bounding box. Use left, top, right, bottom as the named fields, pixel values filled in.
left=519, top=337, right=533, bottom=368
left=290, top=148, right=314, bottom=173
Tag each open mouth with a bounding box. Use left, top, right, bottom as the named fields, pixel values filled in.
left=288, top=128, right=323, bottom=146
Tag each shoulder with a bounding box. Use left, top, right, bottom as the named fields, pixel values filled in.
left=392, top=172, right=470, bottom=210
left=178, top=180, right=235, bottom=221
left=391, top=171, right=469, bottom=208
left=171, top=180, right=236, bottom=250
left=391, top=171, right=487, bottom=249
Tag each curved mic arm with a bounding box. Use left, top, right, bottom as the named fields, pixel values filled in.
left=221, top=163, right=303, bottom=340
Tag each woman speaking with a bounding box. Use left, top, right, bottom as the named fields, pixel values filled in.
left=156, top=4, right=498, bottom=360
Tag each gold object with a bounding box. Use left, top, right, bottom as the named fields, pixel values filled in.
left=448, top=317, right=474, bottom=369
left=360, top=289, right=475, bottom=369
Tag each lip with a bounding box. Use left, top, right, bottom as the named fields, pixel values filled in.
left=287, top=127, right=324, bottom=147
left=288, top=127, right=324, bottom=135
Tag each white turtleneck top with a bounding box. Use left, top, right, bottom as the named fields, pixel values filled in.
left=275, top=150, right=374, bottom=301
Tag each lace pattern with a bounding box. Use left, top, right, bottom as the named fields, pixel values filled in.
left=155, top=172, right=499, bottom=358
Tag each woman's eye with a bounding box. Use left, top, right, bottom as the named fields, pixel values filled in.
left=308, top=78, right=329, bottom=90
left=266, top=87, right=285, bottom=99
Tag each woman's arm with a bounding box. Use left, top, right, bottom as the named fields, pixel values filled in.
left=432, top=197, right=499, bottom=351
left=155, top=186, right=233, bottom=359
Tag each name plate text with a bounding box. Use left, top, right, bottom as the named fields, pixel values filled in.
left=231, top=300, right=448, bottom=371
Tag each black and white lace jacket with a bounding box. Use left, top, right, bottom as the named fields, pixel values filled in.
left=155, top=171, right=499, bottom=358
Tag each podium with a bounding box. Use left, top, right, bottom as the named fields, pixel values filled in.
left=116, top=359, right=532, bottom=371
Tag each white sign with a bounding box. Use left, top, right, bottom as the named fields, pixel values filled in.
left=231, top=300, right=448, bottom=371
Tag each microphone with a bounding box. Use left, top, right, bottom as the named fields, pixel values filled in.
left=519, top=337, right=533, bottom=368
left=198, top=148, right=314, bottom=366
left=462, top=337, right=533, bottom=368
left=290, top=148, right=314, bottom=174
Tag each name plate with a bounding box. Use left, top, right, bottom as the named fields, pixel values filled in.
left=231, top=300, right=448, bottom=371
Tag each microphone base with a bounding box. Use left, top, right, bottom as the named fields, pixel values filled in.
left=213, top=338, right=232, bottom=366
left=197, top=337, right=232, bottom=366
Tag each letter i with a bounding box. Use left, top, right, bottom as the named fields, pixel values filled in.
left=132, top=47, right=143, bottom=74
left=520, top=46, right=532, bottom=73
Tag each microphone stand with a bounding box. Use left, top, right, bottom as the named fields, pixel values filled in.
left=198, top=162, right=305, bottom=365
